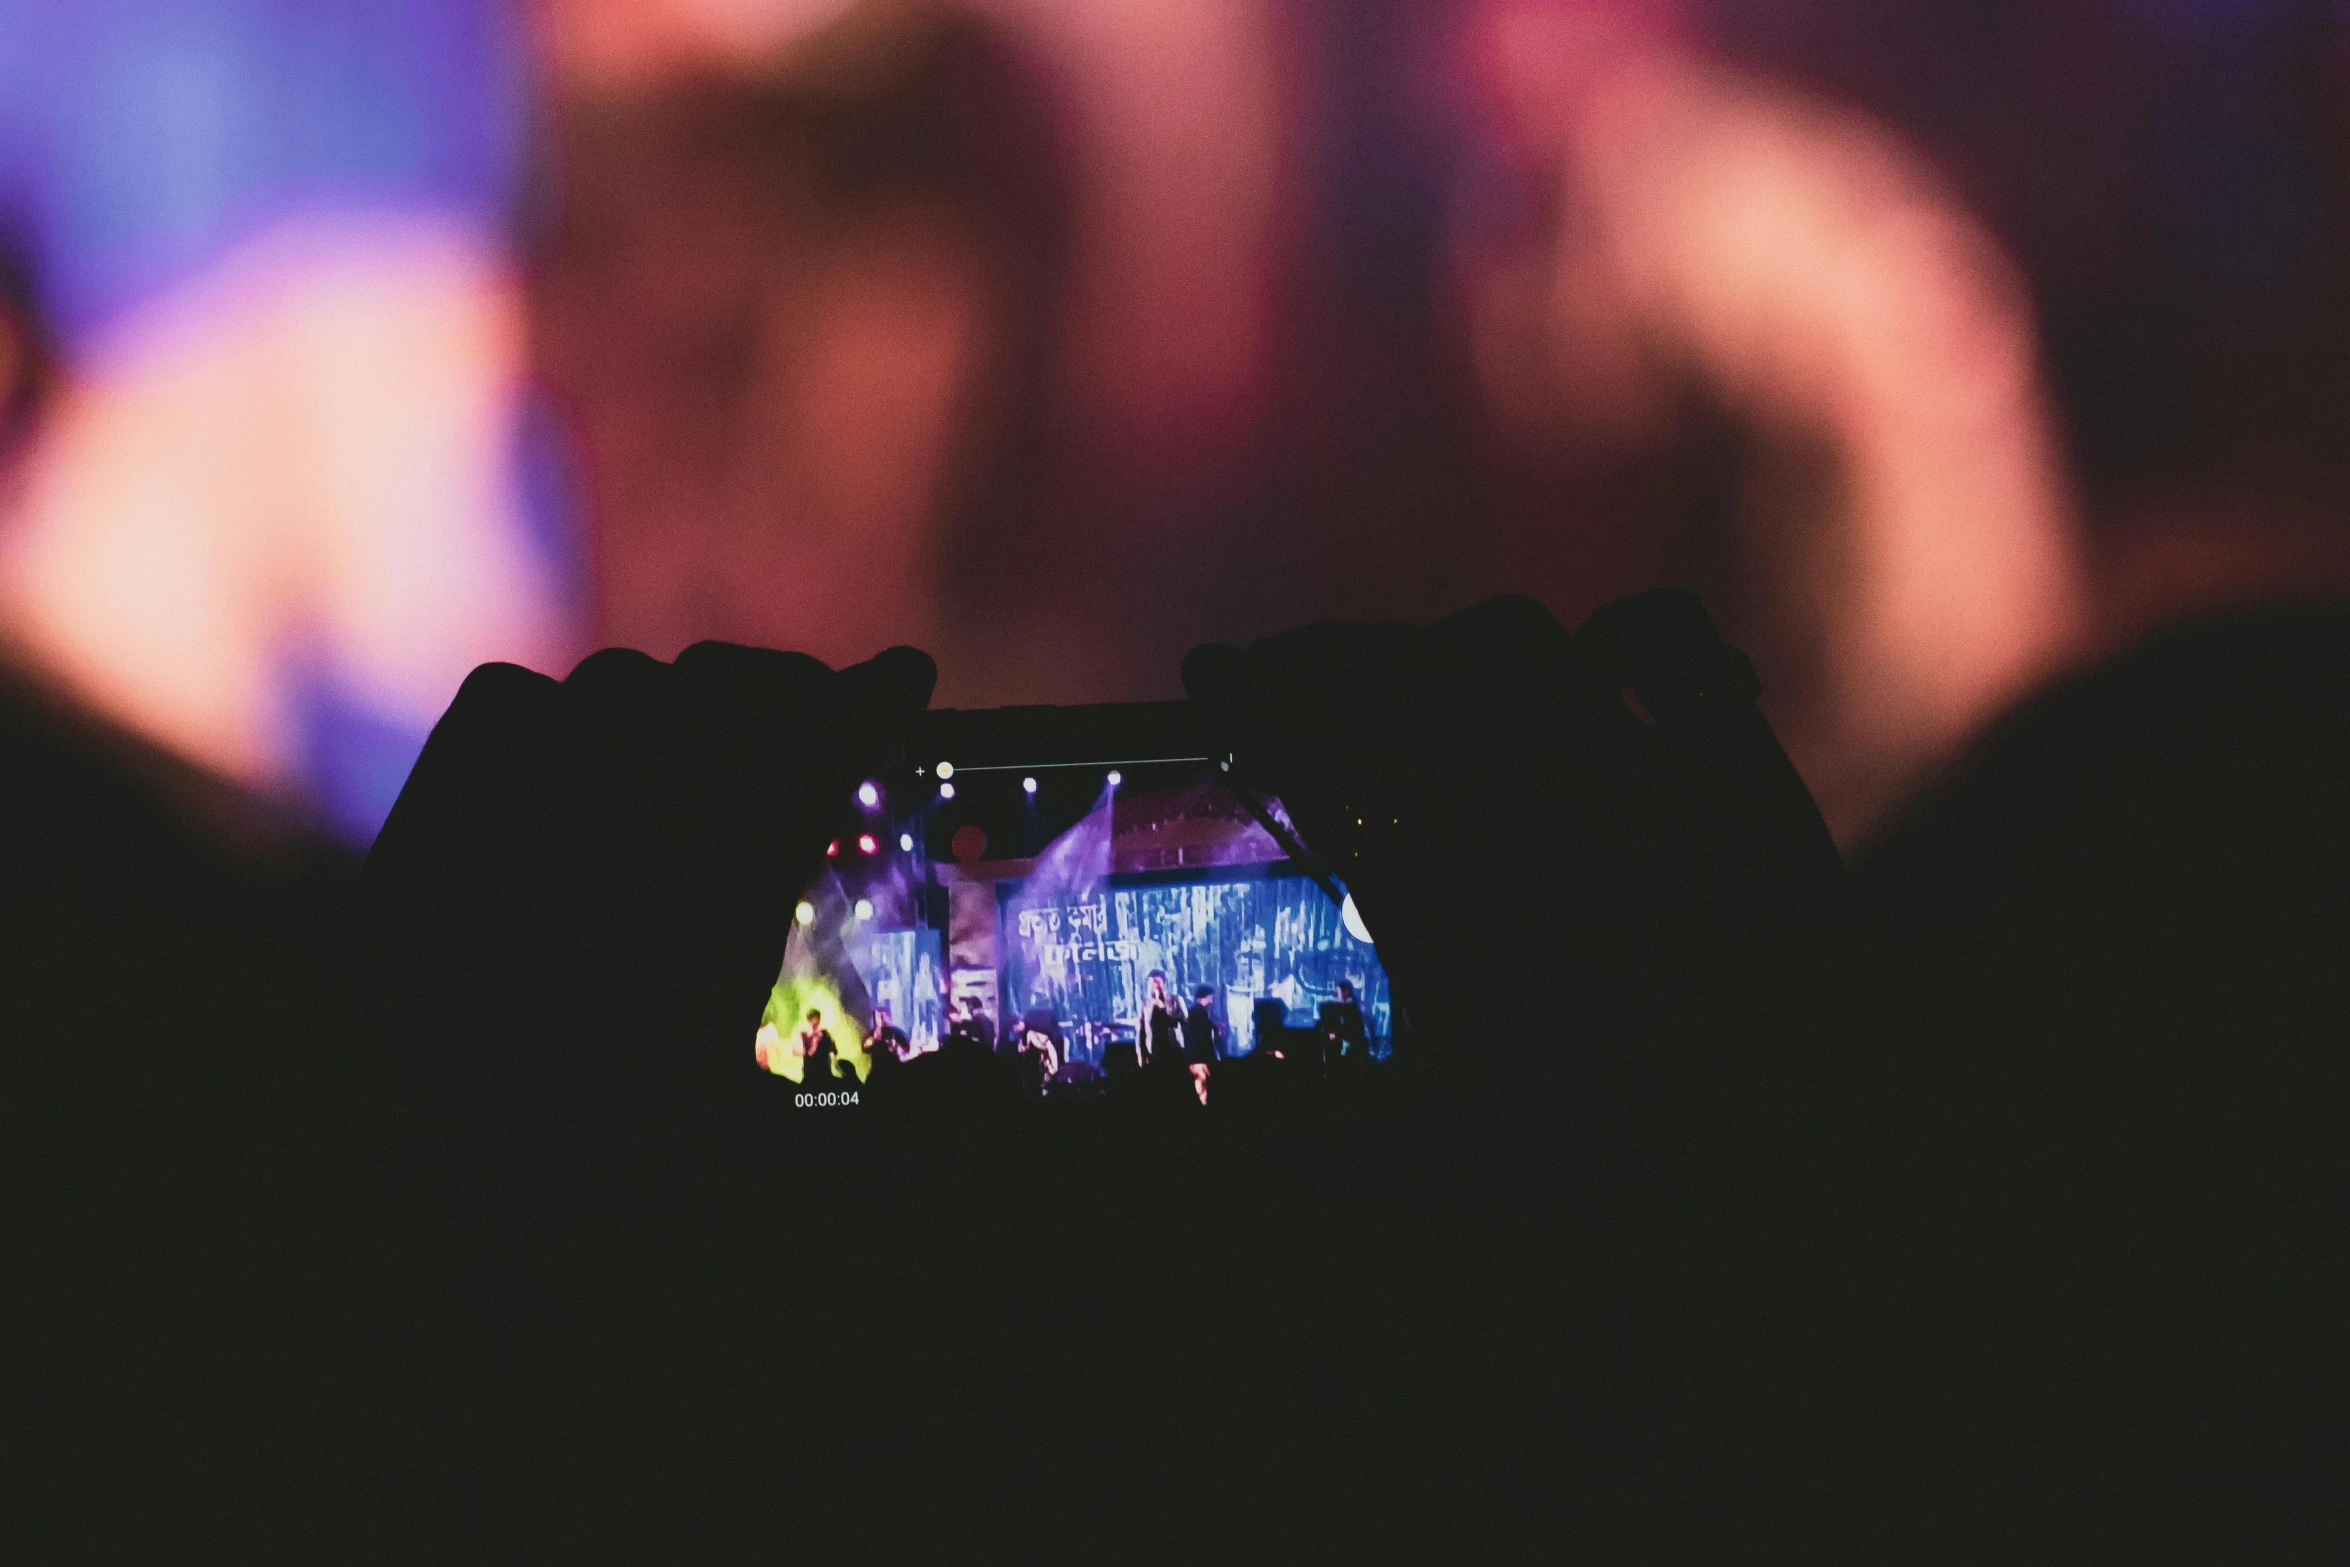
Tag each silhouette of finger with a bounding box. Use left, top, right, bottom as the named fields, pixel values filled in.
left=664, top=641, right=937, bottom=1038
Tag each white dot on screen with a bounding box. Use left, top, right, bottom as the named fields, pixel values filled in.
left=898, top=833, right=914, bottom=852
left=794, top=901, right=815, bottom=926
left=936, top=761, right=954, bottom=779
left=853, top=898, right=873, bottom=921
left=857, top=781, right=879, bottom=808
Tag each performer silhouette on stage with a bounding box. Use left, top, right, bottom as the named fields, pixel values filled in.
left=1136, top=970, right=1183, bottom=1069
left=948, top=994, right=997, bottom=1053
left=1182, top=984, right=1223, bottom=1104
left=866, top=1003, right=908, bottom=1086
left=797, top=1006, right=838, bottom=1082
left=1322, top=980, right=1367, bottom=1066
left=869, top=1002, right=909, bottom=1062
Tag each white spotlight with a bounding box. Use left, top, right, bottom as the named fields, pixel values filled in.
left=1340, top=891, right=1373, bottom=944
left=1022, top=776, right=1038, bottom=794
left=938, top=782, right=956, bottom=801
left=857, top=781, right=880, bottom=808
left=935, top=761, right=954, bottom=780
left=853, top=898, right=874, bottom=921
left=1106, top=769, right=1123, bottom=787
left=794, top=900, right=816, bottom=927
left=898, top=832, right=914, bottom=852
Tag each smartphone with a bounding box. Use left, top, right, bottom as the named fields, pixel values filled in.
left=758, top=701, right=1392, bottom=1107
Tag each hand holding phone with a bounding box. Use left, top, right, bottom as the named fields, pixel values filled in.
left=367, top=640, right=936, bottom=1150
left=357, top=592, right=1848, bottom=1553
left=1193, top=592, right=1832, bottom=1043
left=1181, top=591, right=1844, bottom=1135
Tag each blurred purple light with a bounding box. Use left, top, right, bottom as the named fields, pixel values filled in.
left=0, top=0, right=528, bottom=352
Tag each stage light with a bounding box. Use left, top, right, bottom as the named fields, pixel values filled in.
left=938, top=782, right=955, bottom=800
left=826, top=840, right=838, bottom=857
left=1341, top=891, right=1373, bottom=944
left=1106, top=769, right=1122, bottom=787
left=1022, top=776, right=1038, bottom=794
left=898, top=832, right=914, bottom=852
left=936, top=761, right=954, bottom=780
left=857, top=781, right=880, bottom=808
left=856, top=833, right=877, bottom=855
left=794, top=900, right=815, bottom=926
left=853, top=898, right=873, bottom=921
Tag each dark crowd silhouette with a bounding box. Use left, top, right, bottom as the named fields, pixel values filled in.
left=12, top=581, right=2347, bottom=1556
left=861, top=969, right=1373, bottom=1111
left=9, top=2, right=2350, bottom=1555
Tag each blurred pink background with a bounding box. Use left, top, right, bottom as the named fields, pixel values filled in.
left=5, top=0, right=2346, bottom=842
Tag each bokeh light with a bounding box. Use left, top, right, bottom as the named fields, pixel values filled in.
left=4, top=0, right=2342, bottom=852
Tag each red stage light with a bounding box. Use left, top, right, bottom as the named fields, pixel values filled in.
left=857, top=833, right=878, bottom=855
left=826, top=840, right=838, bottom=857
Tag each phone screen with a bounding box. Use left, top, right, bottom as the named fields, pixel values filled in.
left=759, top=702, right=1392, bottom=1106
